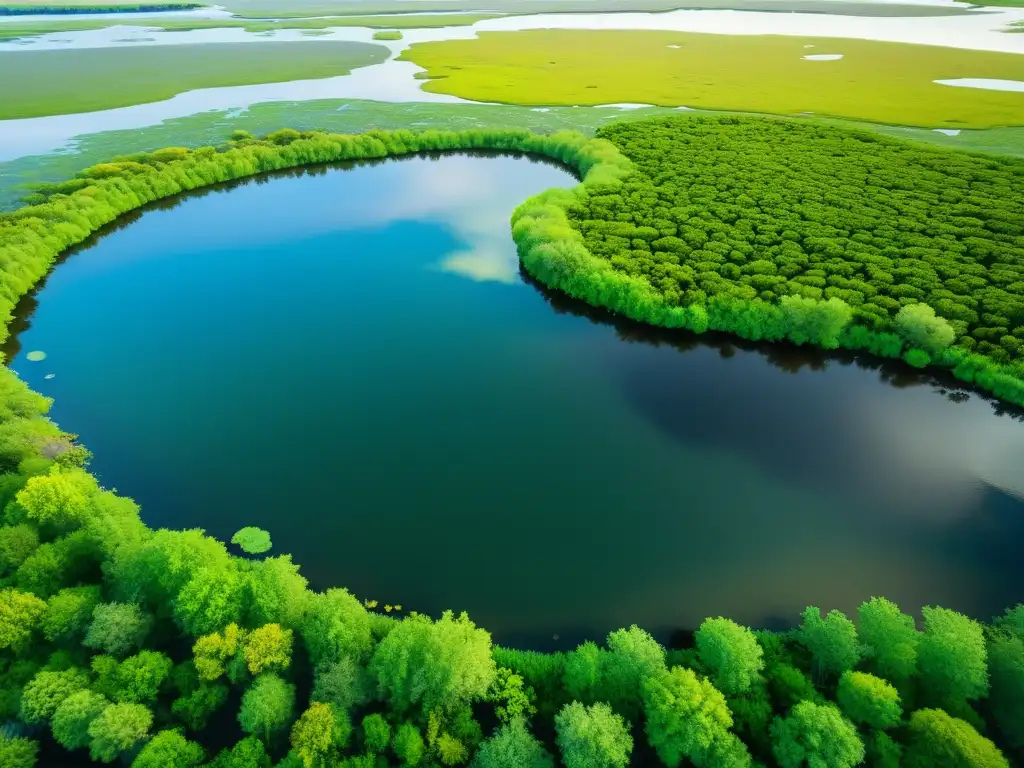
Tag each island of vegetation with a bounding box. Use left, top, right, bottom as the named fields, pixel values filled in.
left=0, top=119, right=1022, bottom=767
left=372, top=29, right=402, bottom=41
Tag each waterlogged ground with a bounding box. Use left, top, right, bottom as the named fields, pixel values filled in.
left=8, top=155, right=1024, bottom=645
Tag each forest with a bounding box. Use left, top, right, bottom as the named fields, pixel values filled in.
left=0, top=120, right=1023, bottom=766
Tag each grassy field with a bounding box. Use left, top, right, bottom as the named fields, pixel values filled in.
left=0, top=12, right=501, bottom=39
left=372, top=29, right=401, bottom=40
left=403, top=30, right=1024, bottom=129
left=0, top=41, right=388, bottom=119
left=4, top=98, right=1024, bottom=212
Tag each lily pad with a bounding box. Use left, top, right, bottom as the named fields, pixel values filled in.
left=26, top=351, right=47, bottom=362
left=231, top=526, right=272, bottom=554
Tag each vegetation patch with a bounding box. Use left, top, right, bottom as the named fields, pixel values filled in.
left=0, top=1, right=200, bottom=12
left=231, top=526, right=272, bottom=554
left=0, top=125, right=1022, bottom=767
left=372, top=29, right=402, bottom=41
left=403, top=30, right=1024, bottom=128
left=0, top=41, right=388, bottom=119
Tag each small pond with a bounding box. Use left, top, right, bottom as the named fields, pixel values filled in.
left=8, top=153, right=1024, bottom=647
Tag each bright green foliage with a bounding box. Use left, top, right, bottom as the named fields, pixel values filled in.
left=244, top=623, right=293, bottom=675
left=14, top=529, right=97, bottom=599
left=52, top=690, right=108, bottom=750
left=905, top=709, right=1009, bottom=768
left=858, top=597, right=919, bottom=684
left=993, top=604, right=1024, bottom=638
left=917, top=607, right=989, bottom=707
left=695, top=617, right=765, bottom=695
left=988, top=633, right=1024, bottom=749
left=88, top=702, right=153, bottom=763
left=245, top=555, right=311, bottom=628
left=174, top=566, right=244, bottom=637
left=767, top=664, right=820, bottom=710
left=867, top=732, right=903, bottom=768
left=770, top=701, right=864, bottom=768
left=238, top=673, right=295, bottom=741
left=0, top=524, right=39, bottom=572
left=486, top=667, right=537, bottom=723
left=231, top=526, right=272, bottom=555
left=642, top=667, right=748, bottom=768
left=393, top=723, right=426, bottom=766
left=311, top=656, right=369, bottom=712
left=797, top=607, right=860, bottom=682
left=554, top=701, right=633, bottom=768
left=0, top=734, right=38, bottom=768
left=193, top=623, right=244, bottom=681
left=291, top=702, right=348, bottom=767
left=40, top=585, right=101, bottom=643
left=436, top=731, right=469, bottom=766
left=370, top=610, right=495, bottom=715
left=113, top=651, right=173, bottom=704
left=895, top=303, right=956, bottom=354
left=303, top=588, right=373, bottom=666
left=470, top=717, right=554, bottom=768
left=171, top=681, right=229, bottom=731
left=19, top=666, right=89, bottom=723
left=84, top=602, right=152, bottom=657
left=836, top=671, right=902, bottom=730
left=602, top=625, right=667, bottom=719
left=206, top=736, right=270, bottom=768
left=131, top=729, right=204, bottom=768
left=0, top=587, right=46, bottom=651
left=15, top=467, right=96, bottom=529
left=362, top=713, right=391, bottom=753
left=563, top=641, right=603, bottom=703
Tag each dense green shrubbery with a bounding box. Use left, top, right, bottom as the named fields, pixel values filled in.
left=512, top=115, right=1024, bottom=407
left=0, top=120, right=1022, bottom=765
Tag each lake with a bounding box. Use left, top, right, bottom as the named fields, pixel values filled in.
left=7, top=153, right=1024, bottom=648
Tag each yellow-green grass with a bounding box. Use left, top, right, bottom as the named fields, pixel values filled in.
left=402, top=30, right=1024, bottom=129
left=0, top=12, right=501, bottom=39
left=372, top=29, right=401, bottom=40
left=0, top=41, right=387, bottom=119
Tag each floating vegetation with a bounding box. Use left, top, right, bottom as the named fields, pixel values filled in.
left=25, top=351, right=46, bottom=362
left=230, top=525, right=272, bottom=554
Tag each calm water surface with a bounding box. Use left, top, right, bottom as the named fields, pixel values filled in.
left=9, top=154, right=1024, bottom=647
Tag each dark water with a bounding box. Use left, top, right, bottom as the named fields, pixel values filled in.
left=8, top=154, right=1024, bottom=648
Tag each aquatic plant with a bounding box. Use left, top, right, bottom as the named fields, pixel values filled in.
left=231, top=526, right=272, bottom=554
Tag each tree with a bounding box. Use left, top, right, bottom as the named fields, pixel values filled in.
left=895, top=303, right=955, bottom=354
left=904, top=709, right=1009, bottom=768
left=797, top=606, right=860, bottom=682
left=41, top=585, right=101, bottom=643
left=563, top=641, right=603, bottom=704
left=695, top=617, right=765, bottom=695
left=0, top=587, right=46, bottom=651
left=0, top=524, right=39, bottom=573
left=302, top=588, right=372, bottom=667
left=205, top=736, right=270, bottom=768
left=311, top=656, right=368, bottom=712
left=362, top=713, right=391, bottom=753
left=471, top=718, right=554, bottom=768
left=988, top=633, right=1024, bottom=750
left=238, top=673, right=295, bottom=742
left=131, top=729, right=204, bottom=768
left=486, top=667, right=536, bottom=723
left=172, top=682, right=229, bottom=731
left=114, top=651, right=173, bottom=704
left=88, top=702, right=153, bottom=763
left=52, top=690, right=109, bottom=750
left=836, top=671, right=902, bottom=730
left=84, top=602, right=152, bottom=657
left=369, top=611, right=495, bottom=715
left=290, top=702, right=348, bottom=768
left=770, top=701, right=864, bottom=768
left=858, top=597, right=918, bottom=684
left=245, top=555, right=311, bottom=628
left=15, top=467, right=96, bottom=530
left=174, top=567, right=244, bottom=637
left=193, top=623, right=244, bottom=681
left=20, top=667, right=90, bottom=723
left=642, top=667, right=748, bottom=768
left=554, top=701, right=632, bottom=768
left=602, top=625, right=667, bottom=719
left=244, top=623, right=293, bottom=675
left=0, top=735, right=38, bottom=768
left=780, top=295, right=852, bottom=348
left=392, top=723, right=425, bottom=767
left=917, top=606, right=988, bottom=707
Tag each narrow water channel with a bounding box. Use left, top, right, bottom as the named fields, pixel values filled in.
left=8, top=153, right=1023, bottom=647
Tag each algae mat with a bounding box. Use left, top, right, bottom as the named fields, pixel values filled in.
left=0, top=41, right=388, bottom=119
left=403, top=30, right=1024, bottom=128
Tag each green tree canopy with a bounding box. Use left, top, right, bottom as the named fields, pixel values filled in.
left=291, top=702, right=348, bottom=768
left=797, top=606, right=860, bottom=682
left=0, top=735, right=38, bottom=768
left=836, top=671, right=902, bottom=730
left=988, top=632, right=1024, bottom=750
left=302, top=588, right=372, bottom=667
left=131, top=729, right=204, bottom=768
left=0, top=587, right=46, bottom=651
left=40, top=585, right=101, bottom=643
left=770, top=701, right=864, bottom=768
left=695, top=617, right=765, bottom=695
left=238, top=673, right=295, bottom=742
left=554, top=701, right=633, bottom=768
left=857, top=597, right=919, bottom=684
left=470, top=717, right=555, bottom=768
left=15, top=467, right=97, bottom=530
left=20, top=666, right=89, bottom=723
left=84, top=602, right=152, bottom=657
left=895, top=303, right=955, bottom=354
left=917, top=606, right=988, bottom=707
left=311, top=656, right=369, bottom=713
left=392, top=723, right=426, bottom=767
left=362, top=713, right=391, bottom=753
left=0, top=524, right=39, bottom=573
left=173, top=566, right=244, bottom=637
left=904, top=709, right=1009, bottom=768
left=52, top=690, right=109, bottom=750
left=88, top=702, right=153, bottom=763
left=243, top=623, right=293, bottom=676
